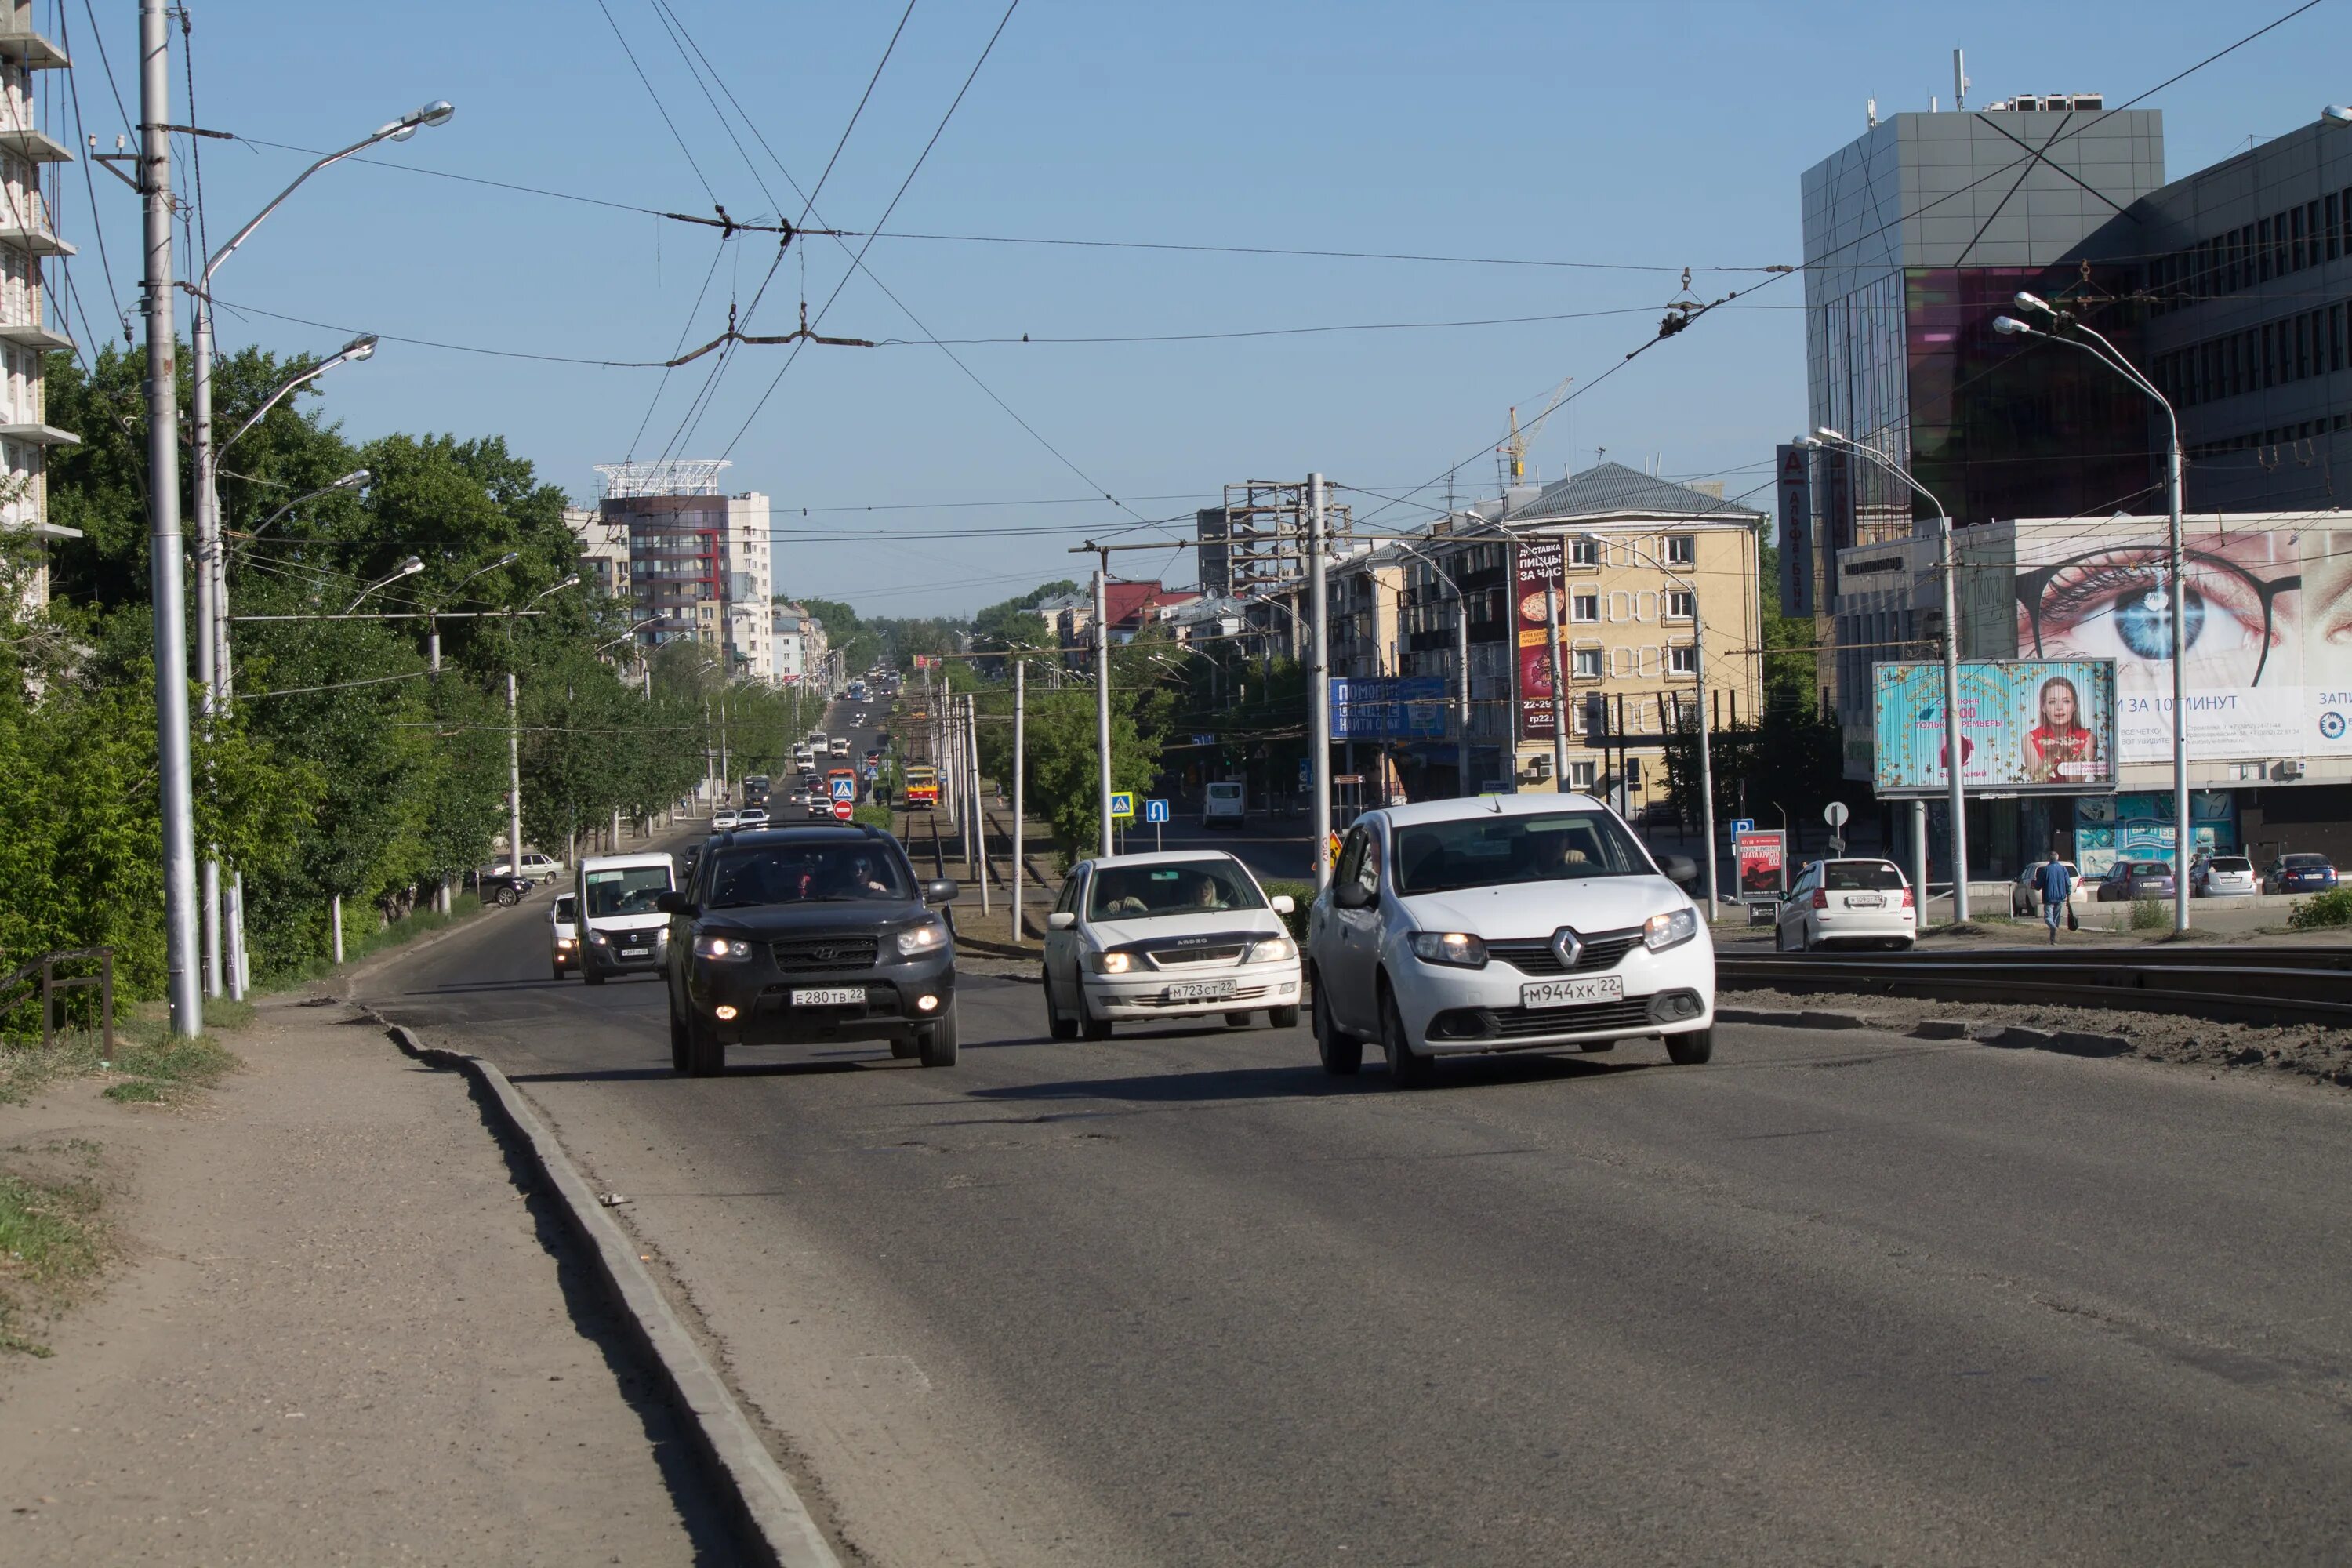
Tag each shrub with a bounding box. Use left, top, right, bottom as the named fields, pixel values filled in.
left=2288, top=887, right=2352, bottom=930
left=1262, top=879, right=1316, bottom=943
left=2129, top=898, right=2168, bottom=931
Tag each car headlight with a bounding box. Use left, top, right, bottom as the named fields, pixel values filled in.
left=555, top=935, right=575, bottom=948
left=694, top=935, right=753, bottom=960
left=1642, top=908, right=1700, bottom=952
left=587, top=931, right=610, bottom=946
left=1409, top=931, right=1487, bottom=967
left=1243, top=934, right=1298, bottom=964
left=895, top=918, right=948, bottom=956
left=1084, top=949, right=1134, bottom=975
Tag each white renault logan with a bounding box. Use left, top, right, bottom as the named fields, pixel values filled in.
left=1042, top=851, right=1303, bottom=1037
left=1305, top=794, right=1714, bottom=1086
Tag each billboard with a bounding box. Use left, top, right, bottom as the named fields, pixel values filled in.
left=1734, top=829, right=1788, bottom=898
left=1775, top=444, right=1812, bottom=617
left=2009, top=516, right=2352, bottom=766
left=2074, top=791, right=2238, bottom=879
left=1512, top=536, right=1566, bottom=742
left=1871, top=659, right=2118, bottom=798
left=1330, top=676, right=1448, bottom=739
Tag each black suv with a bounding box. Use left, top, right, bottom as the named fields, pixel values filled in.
left=659, top=824, right=960, bottom=1076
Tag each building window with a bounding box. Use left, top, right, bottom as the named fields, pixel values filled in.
left=1571, top=593, right=1599, bottom=624
left=1567, top=760, right=1597, bottom=791
left=1664, top=534, right=1695, bottom=566
left=1668, top=644, right=1696, bottom=676
left=2291, top=204, right=2306, bottom=272
left=1665, top=590, right=1694, bottom=620
left=1572, top=648, right=1603, bottom=679
left=1569, top=539, right=1599, bottom=567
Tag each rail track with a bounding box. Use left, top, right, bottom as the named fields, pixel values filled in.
left=1718, top=946, right=2352, bottom=1027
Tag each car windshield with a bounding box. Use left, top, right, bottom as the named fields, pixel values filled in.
left=1391, top=811, right=1650, bottom=895
left=706, top=843, right=911, bottom=907
left=1824, top=862, right=1905, bottom=891
left=583, top=866, right=672, bottom=917
left=1087, top=859, right=1265, bottom=921
left=2284, top=854, right=2328, bottom=867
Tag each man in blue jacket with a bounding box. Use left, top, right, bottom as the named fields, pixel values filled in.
left=2035, top=851, right=2074, bottom=943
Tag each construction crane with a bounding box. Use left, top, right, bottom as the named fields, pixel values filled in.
left=1499, top=376, right=1575, bottom=491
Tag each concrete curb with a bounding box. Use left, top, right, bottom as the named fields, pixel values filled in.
left=1718, top=1005, right=1877, bottom=1030
left=381, top=1022, right=840, bottom=1568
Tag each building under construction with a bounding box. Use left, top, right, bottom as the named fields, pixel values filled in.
left=1196, top=481, right=1353, bottom=597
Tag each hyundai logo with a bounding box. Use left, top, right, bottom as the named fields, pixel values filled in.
left=1550, top=927, right=1585, bottom=969
left=810, top=946, right=842, bottom=962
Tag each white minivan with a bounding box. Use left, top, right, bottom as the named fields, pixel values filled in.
left=575, top=851, right=677, bottom=985
left=1202, top=781, right=1245, bottom=828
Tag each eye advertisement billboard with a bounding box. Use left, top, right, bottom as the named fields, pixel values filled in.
left=2009, top=516, right=2352, bottom=764
left=1871, top=659, right=2118, bottom=798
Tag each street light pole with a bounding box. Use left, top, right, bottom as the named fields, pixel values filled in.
left=506, top=672, right=524, bottom=889
left=1308, top=474, right=1334, bottom=889
left=1802, top=428, right=1969, bottom=923
left=1092, top=554, right=1115, bottom=858
left=1996, top=299, right=2189, bottom=933
left=140, top=0, right=200, bottom=1036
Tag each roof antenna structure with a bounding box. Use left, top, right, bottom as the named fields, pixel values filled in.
left=1954, top=49, right=1969, bottom=113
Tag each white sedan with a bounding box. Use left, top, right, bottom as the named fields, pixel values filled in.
left=1774, top=858, right=1917, bottom=951
left=1041, top=852, right=1302, bottom=1038
left=1304, top=794, right=1714, bottom=1087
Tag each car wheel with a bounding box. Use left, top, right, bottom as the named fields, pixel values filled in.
left=1310, top=972, right=1362, bottom=1076
left=551, top=966, right=564, bottom=982
left=1079, top=984, right=1114, bottom=1041
left=495, top=885, right=521, bottom=908
left=1044, top=967, right=1080, bottom=1040
left=583, top=963, right=605, bottom=986
left=1379, top=985, right=1432, bottom=1089
left=919, top=1004, right=960, bottom=1067
left=1224, top=1011, right=1256, bottom=1028
left=890, top=1036, right=920, bottom=1059
left=1270, top=1004, right=1301, bottom=1029
left=1666, top=1028, right=1715, bottom=1065
left=684, top=1010, right=725, bottom=1077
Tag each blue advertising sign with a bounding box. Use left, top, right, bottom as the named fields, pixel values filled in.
left=1144, top=797, right=1171, bottom=823
left=1871, top=659, right=2118, bottom=799
left=1330, top=675, right=1449, bottom=739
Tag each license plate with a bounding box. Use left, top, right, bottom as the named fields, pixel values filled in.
left=621, top=946, right=649, bottom=956
left=1521, top=976, right=1624, bottom=1009
left=1847, top=895, right=1883, bottom=908
left=1164, top=979, right=1236, bottom=1002
left=790, top=987, right=865, bottom=1007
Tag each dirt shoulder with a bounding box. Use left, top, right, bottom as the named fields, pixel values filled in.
left=0, top=996, right=730, bottom=1564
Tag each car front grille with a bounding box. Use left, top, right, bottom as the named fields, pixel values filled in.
left=770, top=935, right=880, bottom=969
left=1439, top=998, right=1656, bottom=1040
left=1486, top=927, right=1641, bottom=976
left=1149, top=944, right=1247, bottom=967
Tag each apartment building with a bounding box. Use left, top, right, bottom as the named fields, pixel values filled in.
left=0, top=0, right=74, bottom=615
left=591, top=460, right=775, bottom=680
left=563, top=506, right=630, bottom=600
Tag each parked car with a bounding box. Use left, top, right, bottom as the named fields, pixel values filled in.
left=481, top=872, right=534, bottom=908
left=485, top=851, right=562, bottom=885
left=1303, top=793, right=1711, bottom=1087
left=1040, top=852, right=1301, bottom=1039
left=2094, top=860, right=2178, bottom=902
left=550, top=892, right=581, bottom=978
left=2191, top=855, right=2258, bottom=898
left=659, top=823, right=960, bottom=1076
left=2009, top=859, right=2085, bottom=915
left=2262, top=853, right=2339, bottom=895
left=712, top=808, right=740, bottom=830
left=1776, top=858, right=1917, bottom=951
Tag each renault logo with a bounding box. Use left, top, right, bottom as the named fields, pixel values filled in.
left=1550, top=927, right=1584, bottom=970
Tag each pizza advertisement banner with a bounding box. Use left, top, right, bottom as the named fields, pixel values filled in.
left=1512, top=536, right=1566, bottom=742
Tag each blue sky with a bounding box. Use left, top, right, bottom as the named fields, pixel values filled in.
left=53, top=0, right=2349, bottom=615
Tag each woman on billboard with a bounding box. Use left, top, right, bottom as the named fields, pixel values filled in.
left=2024, top=674, right=2099, bottom=782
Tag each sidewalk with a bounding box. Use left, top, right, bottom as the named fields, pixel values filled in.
left=0, top=995, right=727, bottom=1564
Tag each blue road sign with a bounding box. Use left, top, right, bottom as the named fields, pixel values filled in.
left=1298, top=758, right=1311, bottom=784
left=1192, top=733, right=1217, bottom=746
left=1145, top=797, right=1171, bottom=824
left=1730, top=818, right=1755, bottom=836
left=830, top=776, right=857, bottom=802
left=1109, top=791, right=1136, bottom=819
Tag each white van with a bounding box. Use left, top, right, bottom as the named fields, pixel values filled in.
left=575, top=851, right=676, bottom=985
left=1203, top=780, right=1245, bottom=828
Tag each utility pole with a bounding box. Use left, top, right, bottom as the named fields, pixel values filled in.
left=1009, top=660, right=1025, bottom=942
left=140, top=0, right=200, bottom=1036
left=1544, top=578, right=1570, bottom=789
left=507, top=673, right=524, bottom=885
left=1308, top=474, right=1333, bottom=889
left=969, top=694, right=990, bottom=916
left=1691, top=583, right=1718, bottom=919
left=1093, top=557, right=1114, bottom=858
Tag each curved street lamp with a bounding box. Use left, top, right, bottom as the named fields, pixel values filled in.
left=343, top=555, right=425, bottom=615
left=1995, top=294, right=2190, bottom=933
left=424, top=550, right=521, bottom=671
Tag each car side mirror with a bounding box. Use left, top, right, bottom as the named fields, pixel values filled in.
left=655, top=891, right=696, bottom=916
left=1269, top=894, right=1296, bottom=915
left=922, top=878, right=960, bottom=906
left=1662, top=855, right=1699, bottom=888
left=1047, top=910, right=1076, bottom=931
left=1332, top=878, right=1368, bottom=911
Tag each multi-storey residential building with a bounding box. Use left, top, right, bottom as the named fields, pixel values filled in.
left=0, top=0, right=74, bottom=616
left=563, top=506, right=630, bottom=601
left=770, top=601, right=824, bottom=684
left=592, top=460, right=774, bottom=680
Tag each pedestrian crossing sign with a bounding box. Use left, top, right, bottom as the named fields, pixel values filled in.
left=1110, top=791, right=1135, bottom=820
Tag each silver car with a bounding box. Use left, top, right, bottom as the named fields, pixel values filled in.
left=2192, top=855, right=2257, bottom=898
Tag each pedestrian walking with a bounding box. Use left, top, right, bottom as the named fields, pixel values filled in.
left=2035, top=851, right=2074, bottom=944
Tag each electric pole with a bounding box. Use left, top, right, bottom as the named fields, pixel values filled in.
left=1093, top=557, right=1114, bottom=858
left=141, top=0, right=201, bottom=1036
left=1308, top=473, right=1332, bottom=890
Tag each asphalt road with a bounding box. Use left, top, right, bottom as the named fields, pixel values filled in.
left=365, top=892, right=2352, bottom=1566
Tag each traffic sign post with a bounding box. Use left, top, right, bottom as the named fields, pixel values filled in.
left=1824, top=800, right=1849, bottom=857
left=1110, top=792, right=1135, bottom=820
left=830, top=777, right=856, bottom=803
left=1730, top=818, right=1755, bottom=837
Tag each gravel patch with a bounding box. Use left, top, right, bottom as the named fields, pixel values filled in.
left=1726, top=986, right=2352, bottom=1091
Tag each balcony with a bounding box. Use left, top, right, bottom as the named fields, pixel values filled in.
left=0, top=420, right=74, bottom=446
left=0, top=318, right=71, bottom=352
left=0, top=27, right=67, bottom=70
left=0, top=124, right=70, bottom=163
